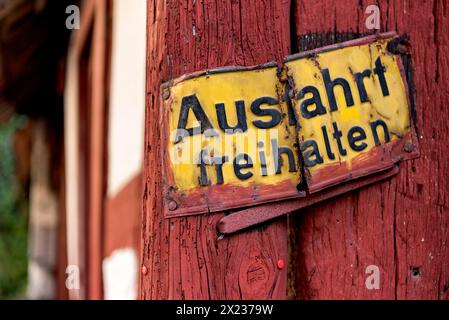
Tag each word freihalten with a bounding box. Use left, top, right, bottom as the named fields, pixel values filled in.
left=174, top=56, right=392, bottom=186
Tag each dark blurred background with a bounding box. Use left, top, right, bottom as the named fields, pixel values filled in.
left=0, top=0, right=145, bottom=300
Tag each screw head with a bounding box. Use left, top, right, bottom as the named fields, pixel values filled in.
left=387, top=38, right=410, bottom=55
left=168, top=200, right=178, bottom=211
left=162, top=90, right=170, bottom=100
left=404, top=142, right=414, bottom=153
left=396, top=44, right=408, bottom=54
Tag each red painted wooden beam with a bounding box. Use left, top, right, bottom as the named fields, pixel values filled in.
left=141, top=0, right=292, bottom=300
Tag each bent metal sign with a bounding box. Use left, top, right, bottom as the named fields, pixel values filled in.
left=160, top=33, right=419, bottom=218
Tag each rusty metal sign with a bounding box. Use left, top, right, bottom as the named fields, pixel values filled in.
left=161, top=63, right=304, bottom=217
left=161, top=32, right=419, bottom=220
left=285, top=32, right=419, bottom=193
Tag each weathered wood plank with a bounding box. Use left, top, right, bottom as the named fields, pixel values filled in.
left=291, top=0, right=449, bottom=300
left=141, top=0, right=292, bottom=299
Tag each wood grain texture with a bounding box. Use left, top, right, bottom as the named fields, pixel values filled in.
left=140, top=0, right=291, bottom=299
left=291, top=0, right=449, bottom=300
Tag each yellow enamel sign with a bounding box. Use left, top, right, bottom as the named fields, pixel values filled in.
left=285, top=35, right=416, bottom=192
left=161, top=33, right=418, bottom=217
left=161, top=64, right=303, bottom=216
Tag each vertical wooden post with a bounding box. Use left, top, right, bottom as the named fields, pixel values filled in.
left=141, top=0, right=449, bottom=300
left=87, top=0, right=107, bottom=300
left=290, top=0, right=449, bottom=300
left=65, top=0, right=110, bottom=299
left=140, top=0, right=292, bottom=299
